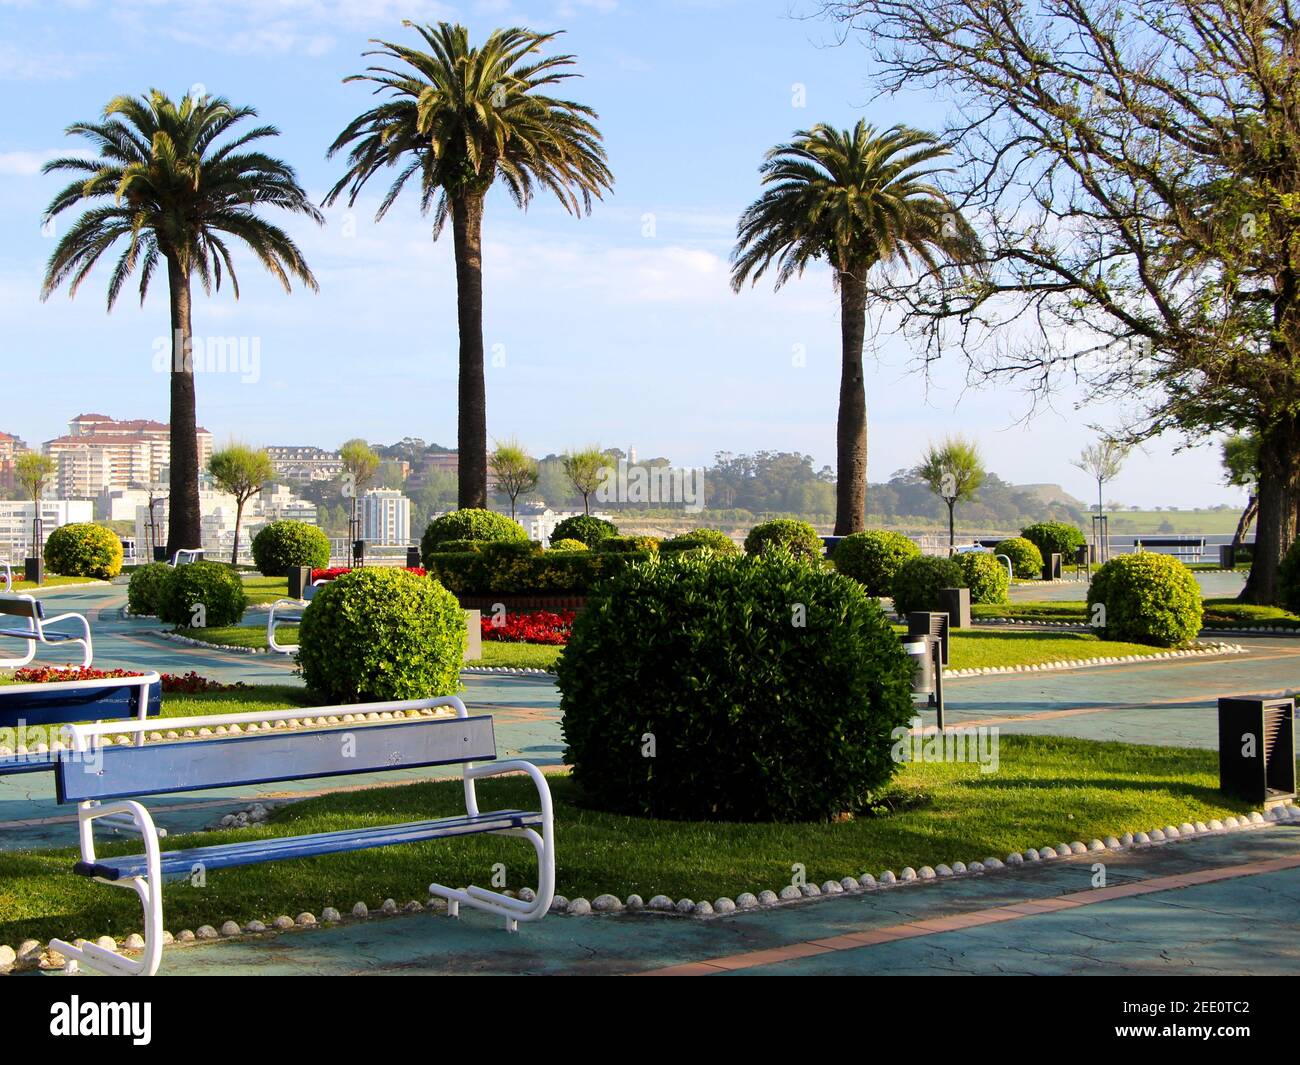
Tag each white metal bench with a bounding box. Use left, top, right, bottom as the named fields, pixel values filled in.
left=1, top=559, right=11, bottom=593
left=266, top=579, right=325, bottom=654
left=0, top=594, right=93, bottom=668
left=171, top=548, right=204, bottom=566
left=50, top=694, right=555, bottom=976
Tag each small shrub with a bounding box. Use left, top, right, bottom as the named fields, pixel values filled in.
left=297, top=568, right=466, bottom=702
left=743, top=519, right=823, bottom=563
left=549, top=538, right=589, bottom=552
left=995, top=536, right=1043, bottom=580
left=250, top=520, right=331, bottom=577
left=425, top=547, right=650, bottom=595
left=557, top=552, right=915, bottom=822
left=659, top=529, right=741, bottom=556
left=126, top=562, right=172, bottom=615
left=956, top=552, right=1010, bottom=604
left=594, top=535, right=661, bottom=554
left=421, top=509, right=527, bottom=565
left=1087, top=552, right=1203, bottom=646
left=1020, top=521, right=1086, bottom=562
left=832, top=530, right=920, bottom=596
left=549, top=514, right=618, bottom=547
left=891, top=555, right=966, bottom=617
left=157, top=561, right=248, bottom=629
left=44, top=523, right=123, bottom=579
left=1280, top=539, right=1300, bottom=614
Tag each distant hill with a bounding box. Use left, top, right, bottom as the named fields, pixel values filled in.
left=1011, top=483, right=1088, bottom=509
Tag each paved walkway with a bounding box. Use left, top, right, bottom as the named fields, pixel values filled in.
left=68, top=825, right=1300, bottom=976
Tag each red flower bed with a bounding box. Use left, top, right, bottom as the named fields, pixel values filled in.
left=480, top=609, right=575, bottom=645
left=12, top=666, right=250, bottom=693
left=311, top=566, right=426, bottom=581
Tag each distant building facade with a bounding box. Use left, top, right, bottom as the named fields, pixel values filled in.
left=0, top=499, right=95, bottom=559
left=362, top=489, right=411, bottom=546
left=266, top=446, right=344, bottom=484
left=44, top=414, right=213, bottom=499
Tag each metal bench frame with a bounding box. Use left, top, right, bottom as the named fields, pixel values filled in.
left=266, top=579, right=325, bottom=654
left=0, top=593, right=93, bottom=668
left=1, top=559, right=11, bottom=594
left=50, top=694, right=555, bottom=977
left=171, top=548, right=204, bottom=566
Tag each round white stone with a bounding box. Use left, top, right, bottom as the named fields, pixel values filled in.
left=736, top=892, right=759, bottom=909
left=935, top=864, right=954, bottom=876
left=778, top=885, right=801, bottom=900
left=592, top=894, right=623, bottom=912
left=352, top=902, right=369, bottom=918
left=196, top=926, right=218, bottom=940
left=693, top=901, right=714, bottom=916
left=757, top=890, right=779, bottom=906
left=272, top=915, right=294, bottom=930
left=567, top=898, right=592, bottom=915
left=673, top=898, right=695, bottom=914
left=220, top=921, right=241, bottom=937
left=647, top=895, right=674, bottom=911
left=714, top=897, right=736, bottom=914
left=879, top=870, right=897, bottom=884
left=625, top=895, right=643, bottom=910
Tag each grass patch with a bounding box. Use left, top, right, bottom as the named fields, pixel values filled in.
left=6, top=576, right=106, bottom=593
left=176, top=624, right=280, bottom=650
left=972, top=601, right=1087, bottom=622
left=239, top=576, right=289, bottom=606
left=0, top=735, right=1258, bottom=945
left=1200, top=598, right=1300, bottom=629
left=476, top=642, right=563, bottom=670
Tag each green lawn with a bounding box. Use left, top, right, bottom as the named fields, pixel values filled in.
left=0, top=734, right=1257, bottom=945
left=5, top=576, right=105, bottom=593
left=240, top=576, right=290, bottom=606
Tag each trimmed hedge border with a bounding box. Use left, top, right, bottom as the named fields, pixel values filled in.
left=8, top=803, right=1294, bottom=968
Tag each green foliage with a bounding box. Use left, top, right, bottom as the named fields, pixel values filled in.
left=426, top=548, right=651, bottom=595
left=995, top=536, right=1043, bottom=579
left=1020, top=521, right=1086, bottom=561
left=43, top=523, right=123, bottom=579
left=593, top=535, right=661, bottom=554
left=557, top=552, right=916, bottom=822
left=956, top=552, right=1009, bottom=604
left=126, top=562, right=173, bottom=615
left=15, top=453, right=56, bottom=502
left=158, top=562, right=248, bottom=629
left=420, top=509, right=528, bottom=563
left=548, top=538, right=589, bottom=552
left=1275, top=539, right=1300, bottom=614
left=890, top=555, right=966, bottom=617
left=659, top=528, right=742, bottom=556
left=1087, top=553, right=1203, bottom=647
left=250, top=521, right=331, bottom=577
left=832, top=530, right=920, bottom=596
left=743, top=518, right=823, bottom=563
left=297, top=568, right=466, bottom=703
left=549, top=514, right=618, bottom=547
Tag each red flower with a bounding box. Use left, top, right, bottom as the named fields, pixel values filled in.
left=480, top=609, right=576, bottom=645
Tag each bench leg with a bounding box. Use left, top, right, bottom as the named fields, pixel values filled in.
left=429, top=826, right=554, bottom=931
left=50, top=801, right=164, bottom=976
left=0, top=636, right=36, bottom=669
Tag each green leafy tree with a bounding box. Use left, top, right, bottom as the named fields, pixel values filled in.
left=40, top=89, right=320, bottom=555
left=730, top=121, right=979, bottom=536
left=326, top=22, right=613, bottom=512
left=913, top=436, right=984, bottom=551
left=15, top=453, right=56, bottom=556
left=561, top=446, right=608, bottom=516
left=1223, top=432, right=1261, bottom=556
left=490, top=437, right=539, bottom=520
left=339, top=439, right=380, bottom=546
left=208, top=444, right=274, bottom=564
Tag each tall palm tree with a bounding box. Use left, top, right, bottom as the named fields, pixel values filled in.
left=41, top=90, right=321, bottom=554
left=325, top=22, right=613, bottom=511
left=731, top=122, right=980, bottom=535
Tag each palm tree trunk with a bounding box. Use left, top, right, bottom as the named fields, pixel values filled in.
left=164, top=255, right=202, bottom=556
left=835, top=270, right=868, bottom=535
left=1241, top=412, right=1300, bottom=604
left=451, top=192, right=488, bottom=510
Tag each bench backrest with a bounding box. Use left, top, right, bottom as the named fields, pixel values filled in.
left=56, top=714, right=497, bottom=803
left=0, top=596, right=43, bottom=621
left=0, top=677, right=161, bottom=729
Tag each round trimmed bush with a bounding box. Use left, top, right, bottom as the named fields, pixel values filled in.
left=549, top=538, right=589, bottom=552
left=1020, top=521, right=1085, bottom=563
left=832, top=530, right=920, bottom=597
left=659, top=529, right=741, bottom=556
left=549, top=514, right=618, bottom=548
left=250, top=520, right=330, bottom=577
left=890, top=555, right=966, bottom=617
left=557, top=552, right=915, bottom=822
left=1280, top=539, right=1300, bottom=614
left=1087, top=552, right=1203, bottom=646
left=157, top=561, right=248, bottom=629
left=995, top=536, right=1043, bottom=580
left=743, top=519, right=823, bottom=563
left=44, top=523, right=123, bottom=579
left=956, top=552, right=1010, bottom=604
left=297, top=568, right=466, bottom=702
left=421, top=509, right=527, bottom=564
left=126, top=561, right=172, bottom=615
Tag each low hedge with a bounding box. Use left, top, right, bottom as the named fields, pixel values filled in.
left=126, top=561, right=172, bottom=615
left=44, top=523, right=123, bottom=579
left=956, top=551, right=1010, bottom=604
left=421, top=509, right=528, bottom=562
left=1087, top=553, right=1203, bottom=646
left=426, top=548, right=654, bottom=596
left=549, top=538, right=589, bottom=552
left=891, top=555, right=966, bottom=617
left=659, top=529, right=741, bottom=556
left=157, top=561, right=247, bottom=629
left=995, top=536, right=1043, bottom=579
left=1020, top=521, right=1086, bottom=562
left=549, top=515, right=618, bottom=547
left=594, top=535, right=661, bottom=554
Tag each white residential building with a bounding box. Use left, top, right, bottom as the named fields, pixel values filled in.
left=362, top=489, right=410, bottom=546
left=0, top=500, right=95, bottom=560
left=45, top=413, right=213, bottom=498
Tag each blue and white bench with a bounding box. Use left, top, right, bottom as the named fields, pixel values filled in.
left=0, top=594, right=93, bottom=668
left=266, top=579, right=324, bottom=654
left=171, top=548, right=204, bottom=566
left=50, top=694, right=555, bottom=976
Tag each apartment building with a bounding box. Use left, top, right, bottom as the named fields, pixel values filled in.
left=45, top=414, right=213, bottom=498
left=362, top=488, right=411, bottom=546
left=266, top=446, right=344, bottom=484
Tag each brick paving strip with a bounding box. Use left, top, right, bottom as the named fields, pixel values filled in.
left=633, top=853, right=1300, bottom=976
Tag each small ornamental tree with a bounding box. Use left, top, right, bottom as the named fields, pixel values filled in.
left=208, top=443, right=274, bottom=564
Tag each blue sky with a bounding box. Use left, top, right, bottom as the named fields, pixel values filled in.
left=0, top=0, right=1239, bottom=508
